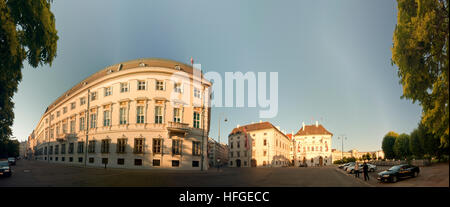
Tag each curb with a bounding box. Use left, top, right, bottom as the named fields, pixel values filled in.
left=334, top=168, right=375, bottom=187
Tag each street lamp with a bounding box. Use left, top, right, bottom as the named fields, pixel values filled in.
left=337, top=135, right=347, bottom=160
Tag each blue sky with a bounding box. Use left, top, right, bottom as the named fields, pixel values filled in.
left=11, top=0, right=421, bottom=152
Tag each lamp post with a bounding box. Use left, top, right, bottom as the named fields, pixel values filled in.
left=338, top=135, right=347, bottom=161
left=217, top=113, right=227, bottom=169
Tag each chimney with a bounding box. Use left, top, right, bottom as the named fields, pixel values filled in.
left=316, top=121, right=318, bottom=127
left=302, top=122, right=305, bottom=131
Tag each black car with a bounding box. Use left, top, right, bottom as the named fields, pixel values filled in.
left=377, top=164, right=420, bottom=183
left=0, top=160, right=12, bottom=177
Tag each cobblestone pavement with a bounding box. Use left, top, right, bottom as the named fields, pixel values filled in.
left=0, top=160, right=369, bottom=187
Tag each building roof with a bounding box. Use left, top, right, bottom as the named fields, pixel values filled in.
left=294, top=124, right=333, bottom=136
left=229, top=122, right=290, bottom=140
left=286, top=134, right=293, bottom=140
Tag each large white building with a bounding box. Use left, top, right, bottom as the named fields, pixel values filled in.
left=292, top=121, right=333, bottom=167
left=228, top=122, right=291, bottom=167
left=28, top=58, right=212, bottom=170
left=207, top=137, right=229, bottom=167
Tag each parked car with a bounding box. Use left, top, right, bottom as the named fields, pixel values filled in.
left=0, top=160, right=12, bottom=177
left=343, top=162, right=355, bottom=171
left=8, top=157, right=16, bottom=165
left=347, top=163, right=377, bottom=173
left=377, top=164, right=420, bottom=183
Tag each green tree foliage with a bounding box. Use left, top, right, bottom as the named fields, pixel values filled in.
left=0, top=138, right=19, bottom=158
left=392, top=0, right=449, bottom=151
left=409, top=127, right=424, bottom=158
left=382, top=131, right=398, bottom=159
left=394, top=133, right=411, bottom=159
left=0, top=0, right=58, bottom=154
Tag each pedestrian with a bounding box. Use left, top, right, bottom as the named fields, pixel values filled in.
left=363, top=162, right=369, bottom=181
left=354, top=162, right=360, bottom=178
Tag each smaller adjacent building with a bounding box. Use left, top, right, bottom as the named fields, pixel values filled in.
left=207, top=137, right=229, bottom=167
left=228, top=121, right=291, bottom=167
left=293, top=121, right=333, bottom=167
left=19, top=141, right=27, bottom=158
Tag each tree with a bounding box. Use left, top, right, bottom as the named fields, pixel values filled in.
left=382, top=131, right=399, bottom=159
left=409, top=127, right=424, bottom=158
left=417, top=123, right=442, bottom=159
left=391, top=0, right=449, bottom=151
left=394, top=133, right=411, bottom=159
left=0, top=0, right=58, bottom=153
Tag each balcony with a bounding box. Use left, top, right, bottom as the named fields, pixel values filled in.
left=56, top=133, right=77, bottom=142
left=167, top=122, right=189, bottom=132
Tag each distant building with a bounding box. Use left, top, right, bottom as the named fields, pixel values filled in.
left=19, top=141, right=27, bottom=158
left=331, top=149, right=385, bottom=162
left=228, top=121, right=291, bottom=167
left=293, top=121, right=333, bottom=167
left=207, top=137, right=229, bottom=167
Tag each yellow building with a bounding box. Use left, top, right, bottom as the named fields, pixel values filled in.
left=29, top=58, right=212, bottom=170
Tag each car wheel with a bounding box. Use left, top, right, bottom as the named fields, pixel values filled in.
left=370, top=168, right=375, bottom=172
left=392, top=176, right=398, bottom=183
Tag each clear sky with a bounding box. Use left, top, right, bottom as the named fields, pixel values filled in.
left=11, top=0, right=421, bottom=152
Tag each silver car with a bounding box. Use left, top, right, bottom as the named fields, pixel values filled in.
left=347, top=163, right=376, bottom=173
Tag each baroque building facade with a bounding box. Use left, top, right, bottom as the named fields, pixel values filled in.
left=293, top=121, right=333, bottom=167
left=228, top=122, right=291, bottom=167
left=29, top=58, right=211, bottom=170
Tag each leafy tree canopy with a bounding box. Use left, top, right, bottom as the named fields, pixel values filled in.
left=392, top=0, right=449, bottom=149
left=382, top=131, right=398, bottom=159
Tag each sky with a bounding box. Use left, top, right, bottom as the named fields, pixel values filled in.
left=11, top=0, right=422, bottom=152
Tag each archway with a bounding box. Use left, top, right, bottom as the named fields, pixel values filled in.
left=251, top=159, right=257, bottom=167
left=236, top=159, right=241, bottom=167
left=319, top=156, right=323, bottom=166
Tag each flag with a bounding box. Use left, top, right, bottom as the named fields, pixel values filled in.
left=190, top=57, right=194, bottom=65
left=243, top=127, right=249, bottom=150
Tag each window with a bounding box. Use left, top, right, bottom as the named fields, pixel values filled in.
left=63, top=107, right=67, bottom=114
left=192, top=141, right=201, bottom=156
left=153, top=139, right=162, bottom=154
left=117, top=138, right=127, bottom=153
left=89, top=157, right=94, bottom=163
left=119, top=107, right=127, bottom=124
left=55, top=145, right=59, bottom=155
left=264, top=150, right=267, bottom=156
left=69, top=143, right=74, bottom=154
left=155, top=106, right=163, bottom=124
left=137, top=80, right=146, bottom=90
left=134, top=138, right=144, bottom=153
left=264, top=139, right=267, bottom=146
left=172, top=140, right=182, bottom=155
left=103, top=110, right=111, bottom=126
left=172, top=160, right=180, bottom=167
left=237, top=151, right=240, bottom=157
left=120, top=82, right=128, bottom=93
left=102, top=158, right=108, bottom=164
left=230, top=151, right=233, bottom=157
left=71, top=102, right=76, bottom=110
left=101, top=139, right=110, bottom=153
left=57, top=111, right=60, bottom=117
left=50, top=128, right=54, bottom=139
left=88, top=140, right=96, bottom=153
left=80, top=97, right=86, bottom=105
left=62, top=157, right=65, bottom=162
left=78, top=157, right=83, bottom=163
left=153, top=159, right=160, bottom=166
left=193, top=112, right=200, bottom=128
left=79, top=117, right=85, bottom=131
left=156, top=80, right=164, bottom=90
left=90, top=92, right=97, bottom=101
left=237, top=142, right=240, bottom=148
left=56, top=125, right=60, bottom=135
left=174, top=83, right=182, bottom=93
left=136, top=106, right=144, bottom=124
left=69, top=157, right=73, bottom=162
left=192, top=161, right=199, bottom=167
left=117, top=158, right=125, bottom=165
left=77, top=142, right=84, bottom=154
left=194, top=88, right=201, bottom=98
left=173, top=108, right=181, bottom=123
left=230, top=142, right=233, bottom=149
left=134, top=159, right=142, bottom=166
left=90, top=113, right=97, bottom=128
left=70, top=120, right=75, bottom=133
left=62, top=123, right=67, bottom=134
left=61, top=144, right=66, bottom=154
left=104, top=87, right=112, bottom=97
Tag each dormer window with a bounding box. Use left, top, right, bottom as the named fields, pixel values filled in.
left=174, top=65, right=181, bottom=70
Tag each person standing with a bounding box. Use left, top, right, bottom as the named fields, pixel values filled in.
left=354, top=162, right=360, bottom=178
left=363, top=162, right=370, bottom=181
